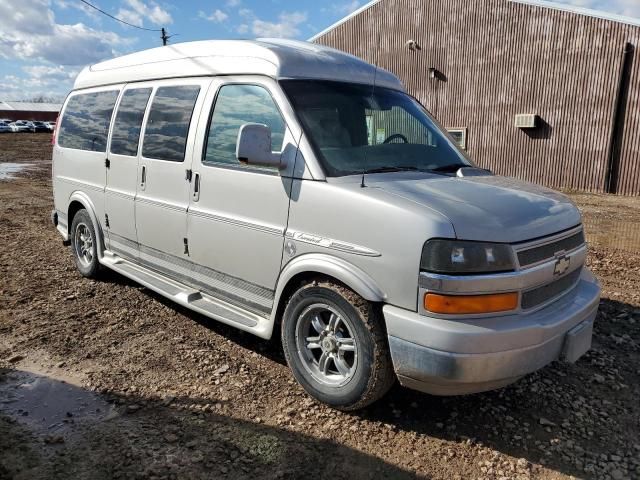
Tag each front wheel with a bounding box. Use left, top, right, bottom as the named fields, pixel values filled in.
left=281, top=280, right=395, bottom=410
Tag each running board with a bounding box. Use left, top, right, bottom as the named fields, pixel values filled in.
left=100, top=251, right=272, bottom=338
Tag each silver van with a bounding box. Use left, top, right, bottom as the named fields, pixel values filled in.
left=52, top=39, right=600, bottom=410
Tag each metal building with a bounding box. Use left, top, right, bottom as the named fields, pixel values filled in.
left=0, top=101, right=61, bottom=122
left=311, top=0, right=640, bottom=195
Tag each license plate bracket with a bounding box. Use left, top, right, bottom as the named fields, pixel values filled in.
left=561, top=318, right=594, bottom=363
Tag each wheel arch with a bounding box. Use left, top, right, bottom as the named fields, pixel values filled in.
left=67, top=191, right=105, bottom=257
left=269, top=253, right=387, bottom=335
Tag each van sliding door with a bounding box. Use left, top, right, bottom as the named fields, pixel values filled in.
left=104, top=86, right=152, bottom=259
left=134, top=79, right=212, bottom=268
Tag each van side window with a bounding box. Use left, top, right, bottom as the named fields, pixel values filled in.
left=142, top=85, right=200, bottom=162
left=58, top=90, right=119, bottom=152
left=204, top=84, right=285, bottom=166
left=110, top=88, right=152, bottom=157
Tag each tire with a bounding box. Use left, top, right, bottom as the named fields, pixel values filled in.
left=281, top=280, right=395, bottom=410
left=70, top=209, right=101, bottom=278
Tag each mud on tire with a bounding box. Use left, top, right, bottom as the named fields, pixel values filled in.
left=281, top=280, right=395, bottom=410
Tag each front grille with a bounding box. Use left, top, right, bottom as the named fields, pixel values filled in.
left=521, top=267, right=582, bottom=310
left=517, top=230, right=585, bottom=267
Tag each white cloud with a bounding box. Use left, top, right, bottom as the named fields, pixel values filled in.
left=251, top=11, right=308, bottom=38
left=117, top=0, right=172, bottom=27
left=199, top=9, right=229, bottom=23
left=0, top=0, right=133, bottom=66
left=237, top=24, right=249, bottom=34
left=1, top=64, right=79, bottom=100
left=226, top=0, right=241, bottom=7
left=22, top=64, right=78, bottom=82
left=54, top=0, right=102, bottom=21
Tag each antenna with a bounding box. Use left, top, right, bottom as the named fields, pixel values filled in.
left=360, top=16, right=384, bottom=189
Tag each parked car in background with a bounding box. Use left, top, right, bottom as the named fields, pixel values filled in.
left=0, top=121, right=12, bottom=133
left=45, top=121, right=56, bottom=132
left=31, top=121, right=50, bottom=133
left=10, top=120, right=32, bottom=132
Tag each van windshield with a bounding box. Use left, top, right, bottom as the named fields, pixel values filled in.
left=280, top=80, right=472, bottom=177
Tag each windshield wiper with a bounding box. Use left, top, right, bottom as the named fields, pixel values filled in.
left=429, top=163, right=471, bottom=173
left=363, top=166, right=420, bottom=174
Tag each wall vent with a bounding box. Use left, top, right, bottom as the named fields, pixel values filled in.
left=515, top=114, right=539, bottom=129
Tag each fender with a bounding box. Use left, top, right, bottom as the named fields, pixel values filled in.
left=269, top=253, right=387, bottom=325
left=68, top=190, right=106, bottom=259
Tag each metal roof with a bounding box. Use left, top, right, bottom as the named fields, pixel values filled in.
left=308, top=0, right=382, bottom=41
left=72, top=38, right=404, bottom=91
left=0, top=101, right=62, bottom=112
left=509, top=0, right=640, bottom=27
left=309, top=0, right=640, bottom=42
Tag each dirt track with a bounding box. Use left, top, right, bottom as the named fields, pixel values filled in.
left=0, top=133, right=639, bottom=480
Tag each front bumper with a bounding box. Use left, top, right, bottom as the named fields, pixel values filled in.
left=384, top=268, right=600, bottom=395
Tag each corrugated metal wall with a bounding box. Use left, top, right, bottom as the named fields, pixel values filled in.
left=314, top=0, right=640, bottom=195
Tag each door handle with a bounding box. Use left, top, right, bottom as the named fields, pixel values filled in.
left=140, top=165, right=147, bottom=190
left=193, top=172, right=200, bottom=202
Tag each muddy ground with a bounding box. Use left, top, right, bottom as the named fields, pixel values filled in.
left=0, top=133, right=639, bottom=480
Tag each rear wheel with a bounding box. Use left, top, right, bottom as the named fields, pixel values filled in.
left=70, top=209, right=100, bottom=278
left=281, top=280, right=395, bottom=410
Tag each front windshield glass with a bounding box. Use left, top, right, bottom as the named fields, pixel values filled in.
left=280, top=80, right=473, bottom=177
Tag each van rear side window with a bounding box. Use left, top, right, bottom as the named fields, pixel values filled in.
left=110, top=88, right=152, bottom=157
left=58, top=90, right=119, bottom=152
left=142, top=86, right=200, bottom=162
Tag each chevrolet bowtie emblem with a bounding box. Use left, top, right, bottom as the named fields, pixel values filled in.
left=553, top=255, right=571, bottom=276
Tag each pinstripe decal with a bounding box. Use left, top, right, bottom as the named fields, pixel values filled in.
left=135, top=195, right=184, bottom=212
left=57, top=176, right=103, bottom=192
left=188, top=208, right=284, bottom=236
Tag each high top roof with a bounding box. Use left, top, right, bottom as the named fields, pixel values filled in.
left=73, top=38, right=404, bottom=91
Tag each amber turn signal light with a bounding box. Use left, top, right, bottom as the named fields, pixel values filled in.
left=424, top=292, right=518, bottom=315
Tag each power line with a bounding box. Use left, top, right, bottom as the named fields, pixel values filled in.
left=78, top=0, right=162, bottom=32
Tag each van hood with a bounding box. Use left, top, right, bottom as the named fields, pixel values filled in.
left=368, top=174, right=581, bottom=243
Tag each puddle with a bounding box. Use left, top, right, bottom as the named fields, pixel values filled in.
left=0, top=369, right=116, bottom=436
left=583, top=217, right=640, bottom=254
left=0, top=163, right=33, bottom=180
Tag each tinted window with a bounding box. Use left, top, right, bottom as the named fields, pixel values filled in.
left=59, top=90, right=119, bottom=152
left=281, top=80, right=470, bottom=177
left=204, top=85, right=285, bottom=165
left=142, top=86, right=200, bottom=162
left=110, top=88, right=152, bottom=157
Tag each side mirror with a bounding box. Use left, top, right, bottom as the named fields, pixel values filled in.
left=236, top=123, right=285, bottom=169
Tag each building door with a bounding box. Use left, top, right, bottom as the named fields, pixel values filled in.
left=135, top=80, right=209, bottom=266
left=104, top=86, right=152, bottom=259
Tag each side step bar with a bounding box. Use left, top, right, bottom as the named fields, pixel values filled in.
left=100, top=251, right=273, bottom=339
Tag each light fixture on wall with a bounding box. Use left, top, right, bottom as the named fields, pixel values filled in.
left=405, top=39, right=421, bottom=52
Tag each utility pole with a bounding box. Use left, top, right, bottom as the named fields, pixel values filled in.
left=161, top=27, right=168, bottom=46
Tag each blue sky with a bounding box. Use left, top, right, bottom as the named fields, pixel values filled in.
left=1, top=0, right=639, bottom=101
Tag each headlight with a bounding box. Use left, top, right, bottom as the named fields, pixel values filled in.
left=420, top=239, right=515, bottom=274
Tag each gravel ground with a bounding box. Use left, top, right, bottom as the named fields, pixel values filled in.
left=0, top=133, right=639, bottom=480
